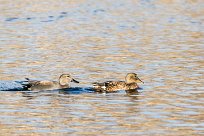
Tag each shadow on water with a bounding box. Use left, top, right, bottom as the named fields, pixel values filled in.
left=59, top=87, right=94, bottom=94
left=19, top=87, right=95, bottom=99
left=125, top=89, right=140, bottom=95
left=19, top=87, right=141, bottom=100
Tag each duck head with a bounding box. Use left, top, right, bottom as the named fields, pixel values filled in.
left=125, top=73, right=144, bottom=84
left=59, top=74, right=79, bottom=86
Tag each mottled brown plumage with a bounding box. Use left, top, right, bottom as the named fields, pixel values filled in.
left=93, top=73, right=143, bottom=92
left=24, top=74, right=79, bottom=91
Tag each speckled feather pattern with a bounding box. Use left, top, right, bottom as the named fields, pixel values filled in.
left=92, top=73, right=142, bottom=92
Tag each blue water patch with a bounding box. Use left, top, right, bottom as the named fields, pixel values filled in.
left=4, top=11, right=69, bottom=23
left=49, top=16, right=54, bottom=18
left=60, top=12, right=67, bottom=15
left=26, top=17, right=32, bottom=20
left=25, top=17, right=36, bottom=20
left=41, top=20, right=54, bottom=22
left=93, top=9, right=105, bottom=13
left=0, top=80, right=27, bottom=91
left=57, top=15, right=65, bottom=19
left=168, top=17, right=176, bottom=23
left=119, top=25, right=126, bottom=29
left=5, top=17, right=18, bottom=22
left=140, top=0, right=156, bottom=8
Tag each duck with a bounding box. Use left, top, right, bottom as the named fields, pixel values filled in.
left=23, top=74, right=79, bottom=91
left=92, top=73, right=143, bottom=92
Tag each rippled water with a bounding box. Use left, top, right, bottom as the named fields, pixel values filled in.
left=0, top=0, right=204, bottom=135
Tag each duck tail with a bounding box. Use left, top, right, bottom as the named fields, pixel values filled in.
left=92, top=82, right=99, bottom=88
left=25, top=78, right=30, bottom=81
left=22, top=84, right=31, bottom=90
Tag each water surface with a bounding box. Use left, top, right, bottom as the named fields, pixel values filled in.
left=0, top=0, right=203, bottom=135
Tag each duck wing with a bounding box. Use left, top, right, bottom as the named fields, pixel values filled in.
left=105, top=81, right=126, bottom=92
left=93, top=81, right=126, bottom=92
left=23, top=78, right=58, bottom=91
left=93, top=81, right=109, bottom=92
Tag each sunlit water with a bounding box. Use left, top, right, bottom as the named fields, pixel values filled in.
left=0, top=0, right=203, bottom=135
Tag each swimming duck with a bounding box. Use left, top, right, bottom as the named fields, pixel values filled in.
left=92, top=73, right=143, bottom=92
left=23, top=74, right=79, bottom=91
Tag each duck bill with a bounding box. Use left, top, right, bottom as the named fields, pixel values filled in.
left=71, top=78, right=79, bottom=83
left=137, top=77, right=144, bottom=84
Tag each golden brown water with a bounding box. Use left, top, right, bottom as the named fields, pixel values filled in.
left=0, top=0, right=204, bottom=135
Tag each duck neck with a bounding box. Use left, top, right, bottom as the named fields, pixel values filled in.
left=59, top=78, right=69, bottom=86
